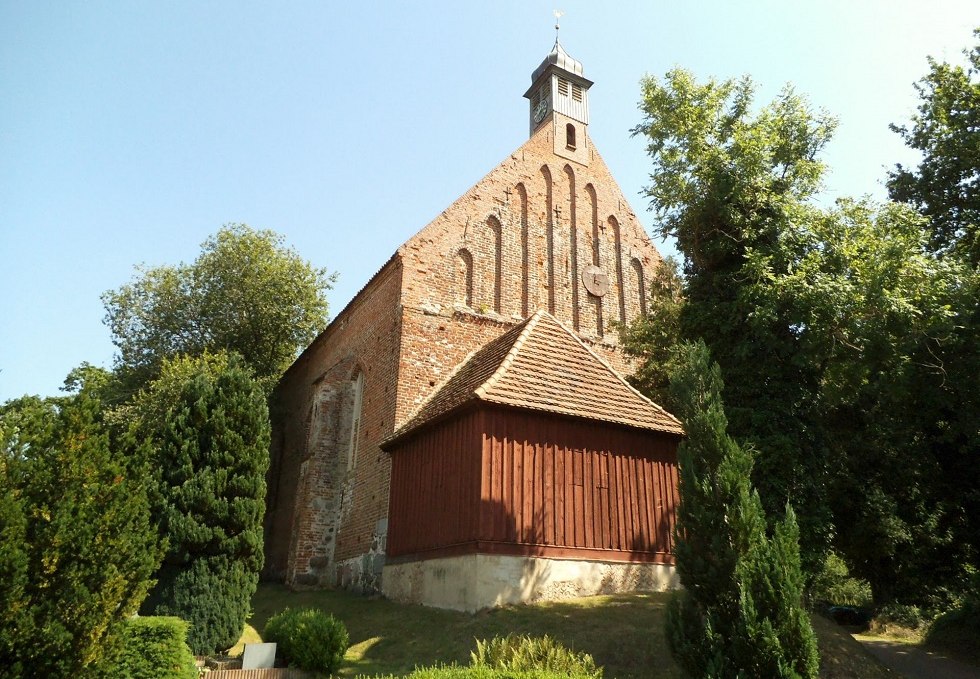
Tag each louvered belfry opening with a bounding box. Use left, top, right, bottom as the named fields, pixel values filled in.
left=382, top=311, right=683, bottom=566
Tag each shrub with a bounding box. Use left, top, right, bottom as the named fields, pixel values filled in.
left=264, top=607, right=349, bottom=675
left=470, top=634, right=601, bottom=678
left=377, top=667, right=599, bottom=679
left=146, top=555, right=255, bottom=655
left=925, top=594, right=980, bottom=665
left=104, top=616, right=197, bottom=679
left=664, top=342, right=819, bottom=678
left=0, top=393, right=163, bottom=677
left=809, top=552, right=872, bottom=608
left=873, top=603, right=928, bottom=631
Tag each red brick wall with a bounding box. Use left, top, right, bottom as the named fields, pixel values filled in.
left=398, top=119, right=661, bottom=342
left=264, top=259, right=402, bottom=586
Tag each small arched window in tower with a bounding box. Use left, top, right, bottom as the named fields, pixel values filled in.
left=566, top=123, right=576, bottom=150
left=346, top=370, right=364, bottom=472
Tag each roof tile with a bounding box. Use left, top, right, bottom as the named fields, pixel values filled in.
left=384, top=311, right=683, bottom=446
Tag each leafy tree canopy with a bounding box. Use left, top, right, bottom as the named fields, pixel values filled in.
left=633, top=69, right=836, bottom=270
left=888, top=28, right=980, bottom=266
left=103, top=223, right=336, bottom=394
left=628, top=64, right=980, bottom=607
left=630, top=69, right=838, bottom=571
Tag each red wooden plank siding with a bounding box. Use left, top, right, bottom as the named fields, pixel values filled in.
left=571, top=449, right=598, bottom=547
left=522, top=433, right=534, bottom=543
left=598, top=453, right=609, bottom=549
left=651, top=458, right=664, bottom=553
left=386, top=405, right=680, bottom=561
left=387, top=410, right=482, bottom=557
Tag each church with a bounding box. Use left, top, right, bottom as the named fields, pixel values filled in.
left=263, top=39, right=684, bottom=612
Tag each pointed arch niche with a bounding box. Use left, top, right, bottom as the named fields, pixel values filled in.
left=564, top=164, right=579, bottom=331
left=610, top=216, right=626, bottom=325
left=456, top=249, right=474, bottom=308
left=486, top=215, right=503, bottom=314
left=345, top=368, right=365, bottom=472
left=542, top=164, right=555, bottom=315
left=517, top=182, right=530, bottom=317
left=630, top=258, right=647, bottom=319
left=584, top=183, right=602, bottom=337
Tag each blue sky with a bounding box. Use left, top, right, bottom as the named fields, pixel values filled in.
left=1, top=1, right=976, bottom=402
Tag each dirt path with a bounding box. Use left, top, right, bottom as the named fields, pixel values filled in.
left=856, top=636, right=980, bottom=679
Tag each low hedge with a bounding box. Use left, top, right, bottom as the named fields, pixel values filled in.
left=104, top=616, right=197, bottom=679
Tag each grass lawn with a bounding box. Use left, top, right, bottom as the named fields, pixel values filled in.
left=247, top=584, right=895, bottom=678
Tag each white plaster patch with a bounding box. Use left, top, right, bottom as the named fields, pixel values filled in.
left=383, top=555, right=678, bottom=612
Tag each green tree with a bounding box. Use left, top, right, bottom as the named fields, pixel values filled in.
left=888, top=28, right=980, bottom=266
left=665, top=341, right=818, bottom=679
left=0, top=455, right=29, bottom=677
left=619, top=256, right=684, bottom=408
left=627, top=67, right=979, bottom=607
left=749, top=198, right=979, bottom=606
left=103, top=223, right=335, bottom=394
left=882, top=31, right=980, bottom=605
left=0, top=392, right=163, bottom=678
left=630, top=68, right=838, bottom=571
left=135, top=352, right=270, bottom=654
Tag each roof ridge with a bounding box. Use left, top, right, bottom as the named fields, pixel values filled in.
left=474, top=310, right=545, bottom=400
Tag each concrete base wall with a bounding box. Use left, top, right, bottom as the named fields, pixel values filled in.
left=382, top=554, right=678, bottom=612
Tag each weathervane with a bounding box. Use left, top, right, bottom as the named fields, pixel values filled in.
left=554, top=9, right=564, bottom=39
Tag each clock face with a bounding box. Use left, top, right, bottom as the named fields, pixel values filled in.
left=582, top=265, right=610, bottom=297
left=533, top=98, right=549, bottom=123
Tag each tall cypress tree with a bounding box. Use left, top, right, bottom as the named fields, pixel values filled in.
left=137, top=352, right=270, bottom=654
left=665, top=341, right=818, bottom=679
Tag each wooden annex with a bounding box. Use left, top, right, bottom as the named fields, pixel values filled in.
left=380, top=312, right=683, bottom=608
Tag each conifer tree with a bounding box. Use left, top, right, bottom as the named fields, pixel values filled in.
left=0, top=393, right=162, bottom=678
left=136, top=352, right=270, bottom=654
left=665, top=341, right=818, bottom=679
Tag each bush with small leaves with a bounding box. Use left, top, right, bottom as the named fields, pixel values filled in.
left=264, top=607, right=349, bottom=675
left=925, top=584, right=980, bottom=666
left=872, top=603, right=929, bottom=631
left=103, top=616, right=197, bottom=679
left=809, top=552, right=873, bottom=608
left=470, top=634, right=602, bottom=678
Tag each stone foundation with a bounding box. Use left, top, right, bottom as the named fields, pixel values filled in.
left=382, top=554, right=678, bottom=612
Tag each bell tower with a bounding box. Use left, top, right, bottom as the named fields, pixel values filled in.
left=523, top=37, right=593, bottom=164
